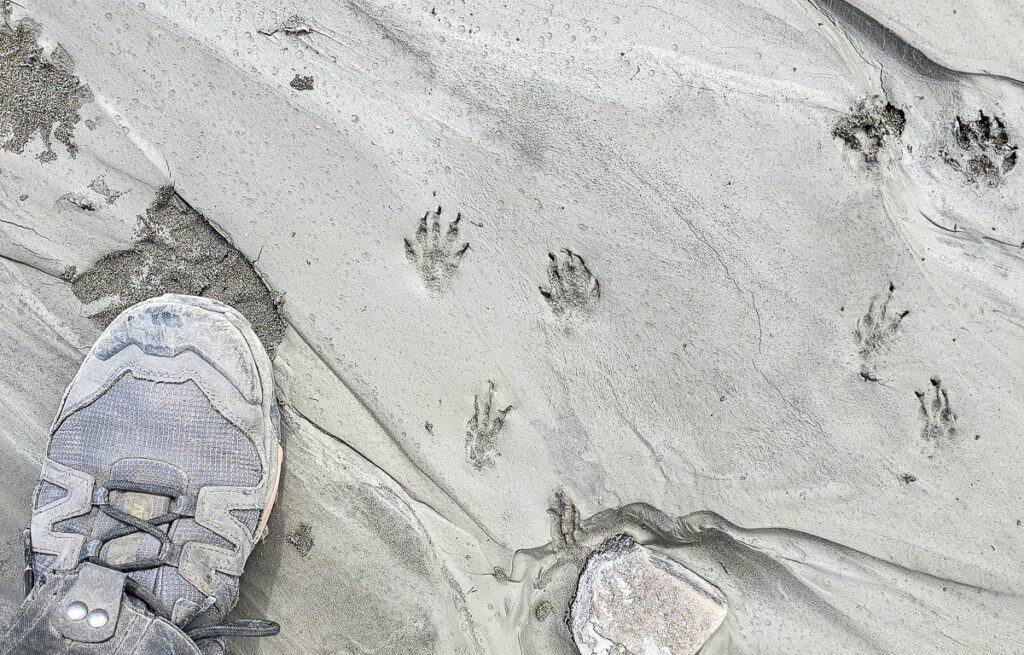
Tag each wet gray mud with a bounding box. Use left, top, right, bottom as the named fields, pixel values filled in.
left=0, top=6, right=92, bottom=163
left=71, top=187, right=286, bottom=354
left=513, top=497, right=1024, bottom=654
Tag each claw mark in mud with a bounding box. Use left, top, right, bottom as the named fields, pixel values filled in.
left=72, top=187, right=286, bottom=355
left=258, top=15, right=313, bottom=37
left=404, top=207, right=470, bottom=295
left=854, top=282, right=908, bottom=381
left=539, top=249, right=600, bottom=316
left=88, top=178, right=123, bottom=204
left=549, top=489, right=582, bottom=549
left=942, top=111, right=1018, bottom=185
left=833, top=96, right=906, bottom=164
left=915, top=377, right=956, bottom=441
left=289, top=74, right=314, bottom=91
left=465, top=381, right=512, bottom=469
left=0, top=10, right=93, bottom=163
left=287, top=523, right=314, bottom=557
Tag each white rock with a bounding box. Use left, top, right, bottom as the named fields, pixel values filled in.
left=571, top=535, right=727, bottom=655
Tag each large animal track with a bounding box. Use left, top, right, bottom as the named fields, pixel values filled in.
left=915, top=378, right=956, bottom=442
left=465, top=381, right=512, bottom=469
left=854, top=282, right=908, bottom=381
left=539, top=249, right=600, bottom=316
left=943, top=111, right=1018, bottom=185
left=404, top=207, right=469, bottom=295
left=833, top=96, right=905, bottom=164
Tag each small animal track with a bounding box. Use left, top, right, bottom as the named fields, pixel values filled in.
left=72, top=187, right=286, bottom=355
left=942, top=111, right=1018, bottom=185
left=854, top=282, right=908, bottom=381
left=404, top=207, right=470, bottom=295
left=833, top=96, right=906, bottom=164
left=465, top=381, right=512, bottom=469
left=548, top=489, right=582, bottom=549
left=915, top=378, right=956, bottom=442
left=539, top=249, right=600, bottom=316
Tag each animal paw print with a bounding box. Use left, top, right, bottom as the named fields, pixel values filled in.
left=548, top=489, right=581, bottom=549
left=465, top=381, right=512, bottom=469
left=915, top=378, right=956, bottom=441
left=832, top=96, right=906, bottom=164
left=854, top=282, right=908, bottom=381
left=539, top=249, right=600, bottom=316
left=943, top=111, right=1018, bottom=185
left=404, top=207, right=469, bottom=294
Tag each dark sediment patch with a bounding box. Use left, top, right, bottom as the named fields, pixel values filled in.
left=286, top=523, right=314, bottom=557
left=290, top=74, right=314, bottom=91
left=0, top=10, right=92, bottom=162
left=72, top=187, right=286, bottom=355
left=833, top=96, right=906, bottom=164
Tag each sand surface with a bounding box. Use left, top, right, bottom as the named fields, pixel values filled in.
left=1, top=0, right=1023, bottom=652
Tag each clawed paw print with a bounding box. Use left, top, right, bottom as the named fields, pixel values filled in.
left=854, top=282, right=908, bottom=381
left=539, top=249, right=600, bottom=316
left=404, top=207, right=469, bottom=294
left=915, top=377, right=956, bottom=441
left=465, top=381, right=512, bottom=469
left=944, top=111, right=1018, bottom=185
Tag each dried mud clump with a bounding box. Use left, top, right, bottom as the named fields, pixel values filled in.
left=833, top=96, right=906, bottom=164
left=290, top=74, right=314, bottom=91
left=0, top=13, right=93, bottom=163
left=72, top=187, right=286, bottom=355
left=287, top=523, right=314, bottom=557
left=943, top=111, right=1018, bottom=185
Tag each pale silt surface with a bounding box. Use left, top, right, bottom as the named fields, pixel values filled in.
left=1, top=0, right=1023, bottom=653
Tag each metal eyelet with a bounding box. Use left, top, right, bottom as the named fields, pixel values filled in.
left=86, top=609, right=109, bottom=628
left=65, top=601, right=88, bottom=621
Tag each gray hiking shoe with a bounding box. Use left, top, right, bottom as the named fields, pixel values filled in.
left=25, top=294, right=282, bottom=653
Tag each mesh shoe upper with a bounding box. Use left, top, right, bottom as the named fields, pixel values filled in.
left=29, top=295, right=281, bottom=649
